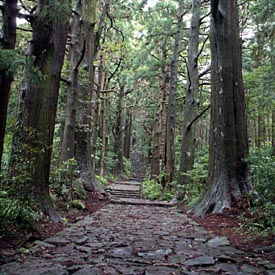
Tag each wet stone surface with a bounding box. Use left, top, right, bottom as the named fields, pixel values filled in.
left=1, top=204, right=274, bottom=275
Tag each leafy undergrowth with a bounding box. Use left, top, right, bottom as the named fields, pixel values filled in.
left=0, top=193, right=109, bottom=265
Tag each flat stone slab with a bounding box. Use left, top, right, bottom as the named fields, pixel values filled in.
left=110, top=197, right=176, bottom=207
left=207, top=236, right=230, bottom=247
left=184, top=255, right=215, bottom=266
left=108, top=183, right=140, bottom=191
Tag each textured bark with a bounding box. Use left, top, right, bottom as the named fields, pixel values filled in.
left=99, top=91, right=109, bottom=176
left=75, top=0, right=96, bottom=186
left=151, top=51, right=169, bottom=179
left=0, top=0, right=17, bottom=171
left=113, top=85, right=125, bottom=176
left=272, top=110, right=275, bottom=156
left=90, top=0, right=110, bottom=173
left=194, top=0, right=250, bottom=215
left=166, top=31, right=179, bottom=183
left=124, top=112, right=132, bottom=159
left=177, top=0, right=201, bottom=199
left=59, top=0, right=83, bottom=164
left=98, top=57, right=110, bottom=176
left=10, top=0, right=70, bottom=220
left=75, top=0, right=109, bottom=186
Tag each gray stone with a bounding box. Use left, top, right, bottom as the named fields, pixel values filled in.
left=45, top=236, right=70, bottom=246
left=265, top=264, right=275, bottom=270
left=267, top=271, right=275, bottom=275
left=184, top=255, right=215, bottom=266
left=216, top=263, right=238, bottom=272
left=74, top=236, right=89, bottom=245
left=40, top=269, right=69, bottom=275
left=241, top=263, right=265, bottom=274
left=207, top=236, right=230, bottom=247
left=34, top=241, right=55, bottom=248
left=73, top=267, right=103, bottom=275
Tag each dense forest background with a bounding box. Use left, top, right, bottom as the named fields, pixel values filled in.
left=0, top=0, right=274, bottom=236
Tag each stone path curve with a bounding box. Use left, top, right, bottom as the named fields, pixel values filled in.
left=1, top=181, right=275, bottom=275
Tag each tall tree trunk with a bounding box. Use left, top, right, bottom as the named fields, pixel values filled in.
left=113, top=85, right=125, bottom=176
left=151, top=51, right=169, bottom=179
left=272, top=109, right=275, bottom=156
left=194, top=0, right=250, bottom=215
left=0, top=0, right=17, bottom=171
left=166, top=6, right=182, bottom=184
left=177, top=0, right=201, bottom=199
left=75, top=0, right=109, bottom=187
left=59, top=0, right=83, bottom=164
left=124, top=111, right=132, bottom=159
left=75, top=0, right=96, bottom=187
left=10, top=0, right=70, bottom=220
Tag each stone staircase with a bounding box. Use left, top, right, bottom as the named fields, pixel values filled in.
left=105, top=180, right=141, bottom=200
left=106, top=179, right=176, bottom=207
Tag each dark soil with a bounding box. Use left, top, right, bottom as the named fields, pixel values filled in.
left=188, top=207, right=275, bottom=262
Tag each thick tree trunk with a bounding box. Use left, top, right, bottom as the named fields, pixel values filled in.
left=177, top=0, right=201, bottom=199
left=194, top=0, right=250, bottom=215
left=0, top=0, right=17, bottom=171
left=75, top=0, right=96, bottom=187
left=59, top=0, right=83, bottom=164
left=10, top=0, right=70, bottom=220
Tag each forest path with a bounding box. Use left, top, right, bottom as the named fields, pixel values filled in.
left=1, top=200, right=274, bottom=274
left=106, top=179, right=175, bottom=207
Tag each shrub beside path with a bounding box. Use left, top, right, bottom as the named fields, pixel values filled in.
left=1, top=179, right=275, bottom=275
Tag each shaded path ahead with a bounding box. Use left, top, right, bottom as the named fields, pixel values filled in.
left=1, top=201, right=275, bottom=274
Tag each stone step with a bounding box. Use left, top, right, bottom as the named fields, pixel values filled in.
left=110, top=198, right=177, bottom=207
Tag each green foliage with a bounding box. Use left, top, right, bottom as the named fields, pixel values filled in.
left=142, top=179, right=162, bottom=200
left=71, top=199, right=86, bottom=210
left=179, top=149, right=208, bottom=204
left=0, top=49, right=23, bottom=77
left=141, top=178, right=175, bottom=201
left=105, top=150, right=117, bottom=174
left=0, top=192, right=39, bottom=235
left=41, top=0, right=71, bottom=23
left=244, top=146, right=275, bottom=234
left=123, top=157, right=132, bottom=178
left=50, top=158, right=77, bottom=198
left=95, top=175, right=108, bottom=186
left=25, top=55, right=46, bottom=87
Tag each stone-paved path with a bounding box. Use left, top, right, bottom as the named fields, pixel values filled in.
left=1, top=203, right=275, bottom=275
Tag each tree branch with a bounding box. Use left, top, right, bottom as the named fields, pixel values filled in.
left=74, top=40, right=86, bottom=71
left=199, top=65, right=211, bottom=78
left=187, top=105, right=210, bottom=130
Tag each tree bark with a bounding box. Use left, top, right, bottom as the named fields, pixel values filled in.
left=0, top=0, right=17, bottom=171
left=177, top=0, right=201, bottom=199
left=151, top=50, right=169, bottom=179
left=124, top=111, right=132, bottom=159
left=113, top=85, right=125, bottom=176
left=194, top=0, right=250, bottom=215
left=10, top=0, right=70, bottom=220
left=59, top=0, right=83, bottom=164
left=166, top=2, right=185, bottom=184
left=272, top=109, right=275, bottom=156
left=75, top=0, right=96, bottom=187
